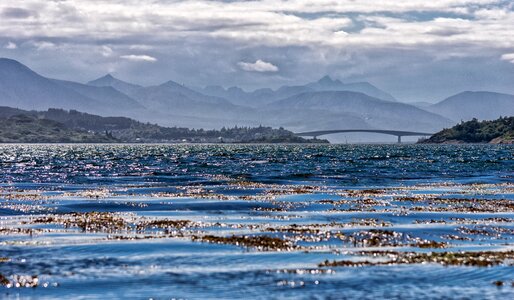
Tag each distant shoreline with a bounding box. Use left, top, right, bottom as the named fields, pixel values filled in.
left=1, top=142, right=511, bottom=146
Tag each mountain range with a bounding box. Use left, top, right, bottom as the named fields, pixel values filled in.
left=1, top=57, right=512, bottom=141
left=196, top=75, right=397, bottom=107
left=0, top=59, right=144, bottom=116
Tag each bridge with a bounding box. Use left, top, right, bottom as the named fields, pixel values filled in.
left=295, top=129, right=434, bottom=143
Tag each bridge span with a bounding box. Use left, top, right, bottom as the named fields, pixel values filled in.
left=295, top=129, right=434, bottom=143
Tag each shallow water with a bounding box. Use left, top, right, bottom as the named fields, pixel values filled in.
left=0, top=144, right=513, bottom=299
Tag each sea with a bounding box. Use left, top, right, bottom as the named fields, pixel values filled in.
left=0, top=144, right=513, bottom=299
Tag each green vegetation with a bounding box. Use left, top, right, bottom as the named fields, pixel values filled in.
left=0, top=114, right=117, bottom=143
left=0, top=107, right=327, bottom=144
left=420, top=117, right=514, bottom=144
left=40, top=108, right=326, bottom=143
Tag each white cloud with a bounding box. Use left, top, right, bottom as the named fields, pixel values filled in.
left=4, top=41, right=16, bottom=49
left=100, top=45, right=113, bottom=57
left=120, top=54, right=157, bottom=62
left=129, top=44, right=153, bottom=50
left=0, top=0, right=511, bottom=51
left=500, top=53, right=514, bottom=63
left=32, top=41, right=57, bottom=50
left=238, top=59, right=279, bottom=72
left=0, top=0, right=512, bottom=99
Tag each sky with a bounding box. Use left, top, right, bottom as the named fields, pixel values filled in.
left=1, top=0, right=514, bottom=102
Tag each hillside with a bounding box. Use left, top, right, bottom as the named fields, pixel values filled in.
left=429, top=91, right=514, bottom=122
left=0, top=114, right=118, bottom=143
left=419, top=117, right=514, bottom=144
left=0, top=107, right=325, bottom=144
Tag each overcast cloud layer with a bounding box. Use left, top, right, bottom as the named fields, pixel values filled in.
left=1, top=0, right=514, bottom=101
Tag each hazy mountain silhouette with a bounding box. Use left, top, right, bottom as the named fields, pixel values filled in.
left=0, top=59, right=253, bottom=127
left=409, top=101, right=433, bottom=108
left=254, top=108, right=371, bottom=132
left=88, top=74, right=143, bottom=95
left=53, top=79, right=144, bottom=110
left=268, top=91, right=452, bottom=132
left=0, top=58, right=466, bottom=137
left=429, top=91, right=514, bottom=122
left=197, top=75, right=396, bottom=107
left=0, top=58, right=143, bottom=116
left=87, top=73, right=255, bottom=122
left=0, top=58, right=97, bottom=112
left=129, top=80, right=253, bottom=119
left=306, top=76, right=397, bottom=101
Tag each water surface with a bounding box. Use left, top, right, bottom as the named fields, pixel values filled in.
left=1, top=144, right=513, bottom=299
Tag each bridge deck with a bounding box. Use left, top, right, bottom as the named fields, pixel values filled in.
left=295, top=129, right=434, bottom=137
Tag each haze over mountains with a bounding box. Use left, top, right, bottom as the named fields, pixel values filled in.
left=1, top=57, right=513, bottom=141
left=427, top=91, right=514, bottom=122
left=196, top=75, right=397, bottom=107
left=0, top=59, right=144, bottom=116
left=269, top=91, right=450, bottom=131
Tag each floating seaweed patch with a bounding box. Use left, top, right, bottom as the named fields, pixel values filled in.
left=344, top=189, right=387, bottom=198
left=0, top=274, right=10, bottom=286
left=319, top=251, right=514, bottom=267
left=136, top=219, right=195, bottom=230
left=33, top=212, right=129, bottom=232
left=0, top=275, right=39, bottom=288
left=192, top=234, right=296, bottom=251
left=414, top=240, right=448, bottom=249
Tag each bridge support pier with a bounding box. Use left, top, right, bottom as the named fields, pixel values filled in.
left=397, top=136, right=402, bottom=144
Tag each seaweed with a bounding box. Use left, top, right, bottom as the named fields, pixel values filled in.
left=193, top=234, right=295, bottom=251
left=320, top=251, right=514, bottom=267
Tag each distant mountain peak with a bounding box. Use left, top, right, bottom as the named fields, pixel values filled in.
left=88, top=73, right=122, bottom=85
left=317, top=75, right=343, bottom=86
left=87, top=73, right=143, bottom=96
left=227, top=86, right=244, bottom=93
left=161, top=80, right=184, bottom=88
left=302, top=75, right=397, bottom=101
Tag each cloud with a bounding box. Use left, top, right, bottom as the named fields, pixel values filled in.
left=129, top=45, right=153, bottom=50
left=500, top=53, right=514, bottom=63
left=0, top=1, right=511, bottom=50
left=0, top=1, right=513, bottom=101
left=1, top=7, right=34, bottom=19
left=32, top=41, right=57, bottom=50
left=100, top=46, right=113, bottom=57
left=120, top=54, right=157, bottom=62
left=238, top=60, right=279, bottom=72
left=4, top=41, right=17, bottom=49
